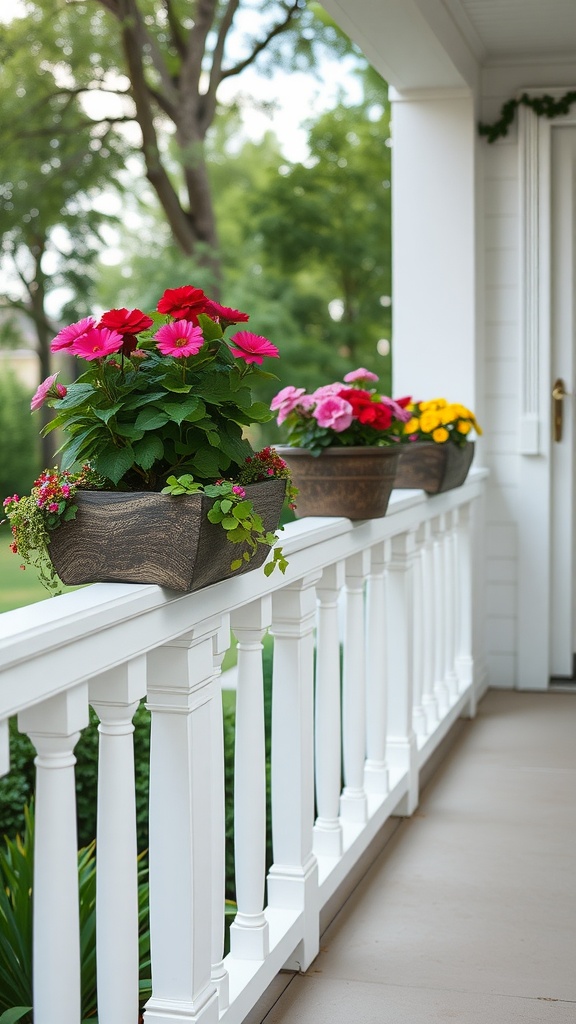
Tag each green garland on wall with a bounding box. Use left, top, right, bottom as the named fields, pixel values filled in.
left=478, top=90, right=576, bottom=143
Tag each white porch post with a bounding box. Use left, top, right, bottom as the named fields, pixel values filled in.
left=390, top=89, right=477, bottom=409
left=0, top=717, right=8, bottom=776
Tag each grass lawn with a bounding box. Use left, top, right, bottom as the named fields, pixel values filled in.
left=0, top=523, right=80, bottom=613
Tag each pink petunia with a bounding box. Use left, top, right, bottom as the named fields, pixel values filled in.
left=229, top=331, right=279, bottom=365
left=313, top=396, right=354, bottom=432
left=153, top=320, right=204, bottom=357
left=343, top=367, right=379, bottom=385
left=51, top=316, right=96, bottom=352
left=30, top=373, right=67, bottom=411
left=70, top=327, right=124, bottom=360
left=380, top=396, right=413, bottom=422
left=270, top=385, right=308, bottom=424
left=311, top=383, right=345, bottom=401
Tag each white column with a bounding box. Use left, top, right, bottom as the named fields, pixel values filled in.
left=432, top=514, right=450, bottom=717
left=0, top=717, right=8, bottom=776
left=456, top=503, right=476, bottom=716
left=386, top=530, right=418, bottom=815
left=340, top=550, right=371, bottom=824
left=145, top=617, right=223, bottom=1024
left=89, top=658, right=146, bottom=1024
left=19, top=685, right=89, bottom=1024
left=443, top=510, right=459, bottom=701
left=412, top=527, right=428, bottom=737
left=420, top=520, right=440, bottom=730
left=365, top=541, right=390, bottom=792
left=229, top=598, right=271, bottom=961
left=391, top=90, right=477, bottom=409
left=268, top=573, right=320, bottom=971
left=313, top=561, right=345, bottom=858
left=210, top=617, right=230, bottom=1010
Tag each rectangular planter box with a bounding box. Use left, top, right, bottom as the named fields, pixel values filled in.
left=393, top=441, right=474, bottom=495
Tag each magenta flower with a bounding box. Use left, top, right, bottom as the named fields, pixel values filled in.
left=313, top=396, right=354, bottom=432
left=232, top=485, right=246, bottom=497
left=271, top=385, right=308, bottom=425
left=153, top=320, right=204, bottom=357
left=229, top=331, right=279, bottom=365
left=51, top=316, right=96, bottom=352
left=30, top=373, right=67, bottom=411
left=343, top=367, right=379, bottom=385
left=70, top=327, right=124, bottom=360
left=204, top=300, right=250, bottom=326
left=380, top=396, right=413, bottom=422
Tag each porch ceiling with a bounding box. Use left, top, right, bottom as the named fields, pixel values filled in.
left=320, top=0, right=576, bottom=92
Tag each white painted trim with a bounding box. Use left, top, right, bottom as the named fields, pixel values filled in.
left=389, top=85, right=473, bottom=103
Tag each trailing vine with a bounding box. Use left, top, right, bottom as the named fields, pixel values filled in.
left=478, top=90, right=576, bottom=143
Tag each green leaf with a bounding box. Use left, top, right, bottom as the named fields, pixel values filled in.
left=113, top=422, right=146, bottom=440
left=207, top=507, right=224, bottom=523
left=134, top=407, right=170, bottom=431
left=230, top=559, right=243, bottom=571
left=133, top=435, right=164, bottom=471
left=59, top=426, right=103, bottom=469
left=221, top=516, right=238, bottom=530
left=53, top=383, right=96, bottom=410
left=219, top=499, right=233, bottom=513
left=231, top=500, right=252, bottom=519
left=93, top=402, right=124, bottom=424
left=94, top=446, right=135, bottom=485
left=196, top=312, right=224, bottom=341
left=159, top=396, right=203, bottom=425
left=0, top=1007, right=33, bottom=1023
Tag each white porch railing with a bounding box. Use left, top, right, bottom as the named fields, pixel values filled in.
left=0, top=470, right=487, bottom=1024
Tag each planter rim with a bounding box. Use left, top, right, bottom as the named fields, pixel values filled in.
left=276, top=445, right=399, bottom=458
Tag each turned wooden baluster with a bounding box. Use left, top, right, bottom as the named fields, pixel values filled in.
left=229, top=598, right=271, bottom=960
left=313, top=561, right=345, bottom=857
left=210, top=617, right=230, bottom=1010
left=365, top=541, right=390, bottom=793
left=340, top=550, right=371, bottom=824
left=19, top=685, right=89, bottom=1024
left=420, top=520, right=440, bottom=731
left=89, top=658, right=146, bottom=1024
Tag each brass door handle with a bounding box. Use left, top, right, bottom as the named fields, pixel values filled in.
left=552, top=378, right=567, bottom=442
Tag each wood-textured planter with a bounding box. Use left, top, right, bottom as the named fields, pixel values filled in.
left=48, top=479, right=286, bottom=592
left=276, top=445, right=399, bottom=520
left=393, top=441, right=474, bottom=494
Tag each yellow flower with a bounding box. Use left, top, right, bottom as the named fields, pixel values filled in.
left=456, top=420, right=472, bottom=434
left=404, top=417, right=420, bottom=434
left=440, top=407, right=457, bottom=425
left=432, top=427, right=449, bottom=443
left=419, top=411, right=441, bottom=433
left=418, top=400, right=437, bottom=412
left=430, top=397, right=447, bottom=409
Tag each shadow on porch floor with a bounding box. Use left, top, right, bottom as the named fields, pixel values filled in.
left=257, top=689, right=576, bottom=1023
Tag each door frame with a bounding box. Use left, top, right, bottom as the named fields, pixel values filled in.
left=517, top=97, right=576, bottom=689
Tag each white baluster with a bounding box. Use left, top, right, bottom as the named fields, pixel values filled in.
left=229, top=598, right=271, bottom=961
left=313, top=562, right=345, bottom=857
left=340, top=550, right=370, bottom=824
left=145, top=617, right=222, bottom=1024
left=268, top=573, right=320, bottom=971
left=0, top=717, right=8, bottom=776
left=89, top=657, right=146, bottom=1024
left=420, top=520, right=440, bottom=730
left=365, top=541, right=390, bottom=793
left=210, top=617, right=230, bottom=1010
left=386, top=530, right=419, bottom=815
left=456, top=503, right=476, bottom=716
left=432, top=514, right=450, bottom=718
left=411, top=527, right=428, bottom=738
left=19, top=685, right=89, bottom=1024
left=443, top=510, right=459, bottom=701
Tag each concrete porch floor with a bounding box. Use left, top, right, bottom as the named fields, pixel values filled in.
left=260, top=690, right=576, bottom=1023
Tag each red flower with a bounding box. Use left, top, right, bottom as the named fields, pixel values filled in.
left=99, top=308, right=154, bottom=355
left=338, top=389, right=393, bottom=430
left=204, top=300, right=250, bottom=326
left=157, top=286, right=210, bottom=323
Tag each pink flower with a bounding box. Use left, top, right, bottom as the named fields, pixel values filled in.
left=153, top=320, right=204, bottom=357
left=70, top=327, right=124, bottom=360
left=232, top=485, right=246, bottom=497
left=311, top=383, right=344, bottom=400
left=380, top=396, right=413, bottom=422
left=51, top=316, right=96, bottom=352
left=3, top=495, right=19, bottom=507
left=343, top=367, right=379, bottom=385
left=31, top=373, right=67, bottom=411
left=204, top=300, right=250, bottom=326
left=313, top=396, right=354, bottom=432
left=271, top=385, right=308, bottom=424
left=229, top=331, right=279, bottom=365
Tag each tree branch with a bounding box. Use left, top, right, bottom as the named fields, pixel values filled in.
left=200, top=0, right=240, bottom=134
left=163, top=0, right=187, bottom=60
left=220, top=0, right=303, bottom=81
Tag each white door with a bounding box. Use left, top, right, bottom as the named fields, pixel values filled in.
left=550, top=126, right=576, bottom=680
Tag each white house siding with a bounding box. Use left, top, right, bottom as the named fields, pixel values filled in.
left=480, top=61, right=576, bottom=687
